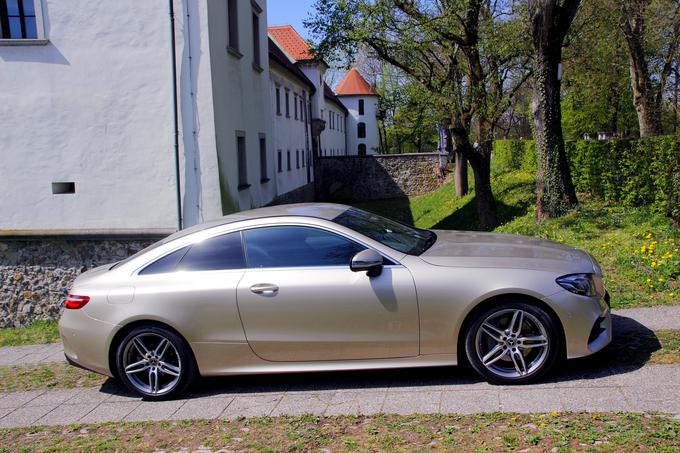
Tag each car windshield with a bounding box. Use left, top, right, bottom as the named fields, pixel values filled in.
left=332, top=207, right=436, bottom=255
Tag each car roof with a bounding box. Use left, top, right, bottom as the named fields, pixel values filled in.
left=160, top=203, right=352, bottom=244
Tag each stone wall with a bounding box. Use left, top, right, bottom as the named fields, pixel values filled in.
left=0, top=238, right=157, bottom=328
left=315, top=153, right=448, bottom=202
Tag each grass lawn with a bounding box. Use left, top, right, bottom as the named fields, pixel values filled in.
left=0, top=362, right=105, bottom=393
left=0, top=321, right=59, bottom=347
left=354, top=169, right=679, bottom=309
left=1, top=413, right=679, bottom=452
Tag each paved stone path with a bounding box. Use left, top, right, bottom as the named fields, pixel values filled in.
left=0, top=363, right=678, bottom=428
left=0, top=304, right=678, bottom=428
left=0, top=343, right=64, bottom=367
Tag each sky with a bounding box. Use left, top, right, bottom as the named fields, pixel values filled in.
left=267, top=0, right=317, bottom=41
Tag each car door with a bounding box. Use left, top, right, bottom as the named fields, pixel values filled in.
left=236, top=225, right=419, bottom=362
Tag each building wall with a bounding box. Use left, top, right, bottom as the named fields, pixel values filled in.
left=340, top=95, right=380, bottom=155
left=206, top=0, right=274, bottom=216
left=319, top=102, right=347, bottom=156
left=0, top=0, right=182, bottom=232
left=269, top=63, right=313, bottom=196
left=299, top=63, right=325, bottom=121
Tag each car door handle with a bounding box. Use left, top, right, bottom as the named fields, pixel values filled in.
left=250, top=283, right=279, bottom=295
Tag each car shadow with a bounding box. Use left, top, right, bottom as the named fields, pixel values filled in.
left=95, top=313, right=661, bottom=400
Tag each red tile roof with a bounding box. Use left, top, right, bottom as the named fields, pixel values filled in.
left=268, top=25, right=315, bottom=62
left=335, top=69, right=376, bottom=96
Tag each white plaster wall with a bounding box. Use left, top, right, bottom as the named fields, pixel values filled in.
left=0, top=0, right=182, bottom=232
left=206, top=0, right=274, bottom=215
left=319, top=102, right=346, bottom=156
left=269, top=64, right=312, bottom=195
left=299, top=63, right=325, bottom=120
left=340, top=95, right=380, bottom=155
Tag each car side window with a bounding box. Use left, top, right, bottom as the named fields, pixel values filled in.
left=243, top=226, right=366, bottom=268
left=176, top=231, right=245, bottom=271
left=139, top=246, right=190, bottom=275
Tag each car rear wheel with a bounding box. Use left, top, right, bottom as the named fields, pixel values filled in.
left=464, top=302, right=560, bottom=384
left=115, top=325, right=196, bottom=400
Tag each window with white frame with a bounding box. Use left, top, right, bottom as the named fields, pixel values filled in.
left=0, top=0, right=45, bottom=41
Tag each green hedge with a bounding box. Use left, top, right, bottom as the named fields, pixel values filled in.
left=493, top=136, right=680, bottom=222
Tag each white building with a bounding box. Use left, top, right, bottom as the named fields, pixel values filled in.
left=336, top=69, right=380, bottom=155
left=268, top=36, right=315, bottom=196
left=268, top=25, right=348, bottom=159
left=0, top=0, right=278, bottom=233
left=1, top=7, right=379, bottom=236
left=321, top=84, right=348, bottom=156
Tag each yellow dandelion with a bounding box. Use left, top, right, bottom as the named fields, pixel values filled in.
left=641, top=245, right=646, bottom=252
left=645, top=233, right=653, bottom=239
left=651, top=261, right=657, bottom=267
left=658, top=278, right=664, bottom=282
left=540, top=422, right=546, bottom=427
left=647, top=278, right=652, bottom=283
left=670, top=292, right=676, bottom=297
left=550, top=411, right=558, bottom=417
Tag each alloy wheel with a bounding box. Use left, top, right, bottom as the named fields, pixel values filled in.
left=474, top=308, right=550, bottom=379
left=122, top=333, right=182, bottom=395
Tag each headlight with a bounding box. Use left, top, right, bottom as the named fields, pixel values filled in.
left=556, top=273, right=597, bottom=296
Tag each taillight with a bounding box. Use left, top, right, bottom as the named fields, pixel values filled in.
left=65, top=294, right=90, bottom=309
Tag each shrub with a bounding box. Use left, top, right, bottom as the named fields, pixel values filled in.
left=493, top=135, right=680, bottom=223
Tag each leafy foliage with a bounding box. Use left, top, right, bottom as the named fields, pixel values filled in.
left=494, top=136, right=680, bottom=223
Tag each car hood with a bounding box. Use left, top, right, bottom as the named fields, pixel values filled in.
left=420, top=230, right=597, bottom=274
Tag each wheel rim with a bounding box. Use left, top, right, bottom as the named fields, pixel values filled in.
left=122, top=333, right=182, bottom=395
left=474, top=308, right=549, bottom=379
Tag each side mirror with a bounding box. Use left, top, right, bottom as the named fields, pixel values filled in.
left=350, top=249, right=383, bottom=276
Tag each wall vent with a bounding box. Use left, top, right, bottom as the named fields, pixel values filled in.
left=52, top=182, right=75, bottom=194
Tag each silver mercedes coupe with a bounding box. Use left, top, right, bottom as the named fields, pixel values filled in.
left=59, top=203, right=612, bottom=399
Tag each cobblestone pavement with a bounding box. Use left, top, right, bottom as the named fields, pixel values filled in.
left=0, top=305, right=678, bottom=428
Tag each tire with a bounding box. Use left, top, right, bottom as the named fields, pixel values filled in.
left=115, top=325, right=196, bottom=400
left=464, top=302, right=560, bottom=385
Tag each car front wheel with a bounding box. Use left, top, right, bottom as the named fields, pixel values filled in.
left=464, top=302, right=560, bottom=384
left=115, top=325, right=196, bottom=400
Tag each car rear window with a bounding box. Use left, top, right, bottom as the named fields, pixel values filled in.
left=176, top=231, right=245, bottom=272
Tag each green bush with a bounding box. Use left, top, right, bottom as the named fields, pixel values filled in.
left=493, top=135, right=680, bottom=223
left=493, top=140, right=536, bottom=172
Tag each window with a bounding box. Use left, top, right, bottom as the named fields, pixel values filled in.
left=358, top=99, right=365, bottom=116
left=275, top=87, right=281, bottom=115
left=294, top=93, right=298, bottom=119
left=358, top=144, right=367, bottom=156
left=139, top=247, right=190, bottom=275
left=177, top=232, right=245, bottom=272
left=296, top=149, right=300, bottom=168
left=302, top=151, right=305, bottom=167
left=0, top=0, right=37, bottom=39
left=332, top=207, right=436, bottom=255
left=330, top=111, right=334, bottom=130
left=251, top=10, right=261, bottom=68
left=277, top=150, right=282, bottom=173
left=300, top=99, right=304, bottom=122
left=357, top=122, right=366, bottom=139
left=227, top=0, right=239, bottom=53
left=285, top=90, right=290, bottom=117
left=237, top=132, right=248, bottom=189
left=243, top=226, right=366, bottom=268
left=259, top=135, right=268, bottom=182
left=52, top=182, right=75, bottom=194
left=287, top=150, right=291, bottom=170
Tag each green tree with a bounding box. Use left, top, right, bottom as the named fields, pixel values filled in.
left=307, top=0, right=529, bottom=230
left=528, top=0, right=580, bottom=220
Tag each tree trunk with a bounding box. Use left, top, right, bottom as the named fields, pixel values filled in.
left=454, top=152, right=468, bottom=198
left=532, top=51, right=578, bottom=220
left=468, top=149, right=498, bottom=231
left=447, top=127, right=468, bottom=197
left=620, top=1, right=663, bottom=137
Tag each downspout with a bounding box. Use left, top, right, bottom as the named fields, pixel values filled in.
left=169, top=0, right=183, bottom=230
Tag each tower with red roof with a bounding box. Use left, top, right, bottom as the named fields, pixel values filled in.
left=336, top=69, right=379, bottom=155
